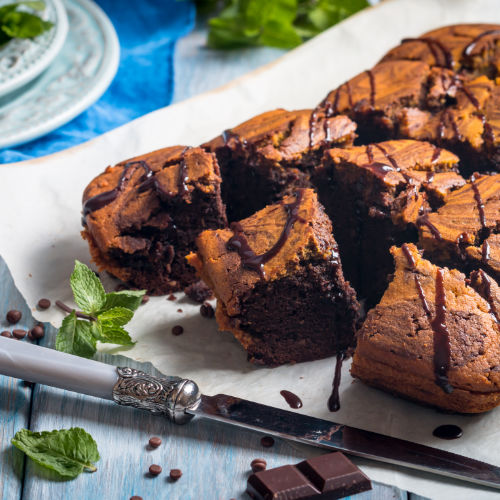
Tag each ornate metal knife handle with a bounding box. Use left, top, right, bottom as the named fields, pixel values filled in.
left=112, top=367, right=201, bottom=424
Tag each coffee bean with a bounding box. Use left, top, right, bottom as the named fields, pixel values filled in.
left=30, top=325, right=45, bottom=340
left=37, top=298, right=51, bottom=310
left=172, top=325, right=183, bottom=336
left=260, top=436, right=275, bottom=448
left=130, top=497, right=142, bottom=500
left=12, top=329, right=26, bottom=340
left=149, top=464, right=162, bottom=476
left=169, top=469, right=182, bottom=481
left=1, top=331, right=11, bottom=338
left=141, top=295, right=150, bottom=305
left=148, top=436, right=162, bottom=448
left=6, top=310, right=22, bottom=324
left=251, top=458, right=267, bottom=472
left=200, top=303, right=214, bottom=318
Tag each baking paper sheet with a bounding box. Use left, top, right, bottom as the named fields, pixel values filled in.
left=2, top=0, right=500, bottom=498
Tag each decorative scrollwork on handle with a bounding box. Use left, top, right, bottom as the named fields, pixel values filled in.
left=112, top=367, right=201, bottom=424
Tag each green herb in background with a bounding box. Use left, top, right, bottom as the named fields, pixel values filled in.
left=0, top=1, right=53, bottom=46
left=55, top=260, right=145, bottom=359
left=194, top=0, right=369, bottom=49
left=12, top=428, right=100, bottom=479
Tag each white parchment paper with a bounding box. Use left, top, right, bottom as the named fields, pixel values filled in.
left=2, top=1, right=500, bottom=498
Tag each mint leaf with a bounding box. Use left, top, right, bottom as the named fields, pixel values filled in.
left=19, top=1, right=47, bottom=11
left=12, top=428, right=99, bottom=479
left=55, top=312, right=97, bottom=359
left=101, top=290, right=145, bottom=312
left=70, top=261, right=105, bottom=315
left=97, top=307, right=133, bottom=326
left=96, top=321, right=134, bottom=346
left=1, top=11, right=52, bottom=39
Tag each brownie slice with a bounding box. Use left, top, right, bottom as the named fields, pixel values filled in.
left=203, top=108, right=356, bottom=221
left=81, top=146, right=227, bottom=295
left=418, top=172, right=500, bottom=281
left=187, top=188, right=360, bottom=366
left=351, top=243, right=500, bottom=413
left=313, top=139, right=462, bottom=305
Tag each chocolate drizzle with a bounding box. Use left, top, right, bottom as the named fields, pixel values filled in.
left=463, top=29, right=500, bottom=57
left=417, top=213, right=442, bottom=240
left=360, top=162, right=396, bottom=180
left=328, top=352, right=345, bottom=412
left=401, top=244, right=431, bottom=316
left=280, top=390, right=303, bottom=409
left=431, top=146, right=442, bottom=164
left=366, top=69, right=376, bottom=108
left=227, top=190, right=306, bottom=277
left=433, top=424, right=463, bottom=440
left=431, top=268, right=453, bottom=394
left=471, top=178, right=487, bottom=235
left=401, top=37, right=453, bottom=68
left=474, top=269, right=500, bottom=323
left=365, top=144, right=374, bottom=163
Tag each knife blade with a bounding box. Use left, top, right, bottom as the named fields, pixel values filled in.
left=1, top=336, right=499, bottom=490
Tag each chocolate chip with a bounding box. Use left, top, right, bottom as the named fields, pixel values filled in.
left=130, top=496, right=142, bottom=500
left=37, top=298, right=51, bottom=310
left=149, top=464, right=162, bottom=476
left=169, top=469, right=182, bottom=481
left=12, top=329, right=26, bottom=340
left=30, top=325, right=45, bottom=340
left=172, top=325, right=183, bottom=336
left=167, top=294, right=176, bottom=301
left=6, top=310, right=22, bottom=324
left=260, top=436, right=275, bottom=448
left=1, top=331, right=11, bottom=338
left=148, top=436, right=162, bottom=448
left=251, top=458, right=267, bottom=472
left=200, top=302, right=214, bottom=318
left=141, top=295, right=150, bottom=305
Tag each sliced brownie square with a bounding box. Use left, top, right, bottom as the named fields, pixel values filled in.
left=187, top=188, right=360, bottom=366
left=81, top=146, right=227, bottom=295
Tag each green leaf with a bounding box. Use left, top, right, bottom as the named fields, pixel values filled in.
left=19, top=1, right=47, bottom=11
left=12, top=427, right=100, bottom=479
left=1, top=11, right=52, bottom=39
left=55, top=312, right=97, bottom=359
left=97, top=307, right=133, bottom=326
left=101, top=290, right=145, bottom=312
left=70, top=261, right=105, bottom=315
left=259, top=19, right=302, bottom=49
left=98, top=323, right=134, bottom=346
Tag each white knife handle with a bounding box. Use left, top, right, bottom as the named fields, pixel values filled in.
left=0, top=337, right=200, bottom=424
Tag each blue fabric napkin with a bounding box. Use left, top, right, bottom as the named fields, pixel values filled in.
left=0, top=0, right=195, bottom=164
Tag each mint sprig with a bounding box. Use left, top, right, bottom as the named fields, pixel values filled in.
left=12, top=427, right=100, bottom=479
left=0, top=2, right=53, bottom=46
left=55, top=261, right=145, bottom=359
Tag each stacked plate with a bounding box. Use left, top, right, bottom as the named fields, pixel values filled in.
left=0, top=0, right=119, bottom=150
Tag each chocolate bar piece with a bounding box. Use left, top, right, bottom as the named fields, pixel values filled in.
left=246, top=452, right=371, bottom=499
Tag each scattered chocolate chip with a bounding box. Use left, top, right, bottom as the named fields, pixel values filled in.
left=6, top=310, right=22, bottom=324
left=251, top=458, right=267, bottom=472
left=167, top=294, right=176, bottom=301
left=37, top=298, right=51, bottom=310
left=30, top=325, right=45, bottom=340
left=183, top=281, right=214, bottom=303
left=177, top=308, right=183, bottom=313
left=1, top=331, right=11, bottom=338
left=260, top=436, right=275, bottom=448
left=148, top=436, right=162, bottom=448
left=141, top=295, right=150, bottom=305
left=149, top=464, right=162, bottom=476
left=200, top=302, right=214, bottom=318
left=172, top=325, right=184, bottom=336
left=169, top=469, right=182, bottom=481
left=12, top=329, right=27, bottom=340
left=130, top=497, right=142, bottom=500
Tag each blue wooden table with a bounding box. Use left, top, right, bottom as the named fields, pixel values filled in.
left=0, top=21, right=427, bottom=500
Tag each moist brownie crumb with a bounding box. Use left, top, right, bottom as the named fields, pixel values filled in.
left=183, top=280, right=214, bottom=303
left=200, top=302, right=214, bottom=318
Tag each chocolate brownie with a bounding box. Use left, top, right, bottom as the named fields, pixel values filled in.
left=187, top=189, right=360, bottom=366
left=417, top=172, right=500, bottom=281
left=82, top=146, right=227, bottom=295
left=313, top=139, right=462, bottom=305
left=203, top=108, right=356, bottom=221
left=351, top=243, right=500, bottom=413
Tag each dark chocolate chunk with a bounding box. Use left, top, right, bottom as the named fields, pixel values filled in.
left=149, top=464, right=162, bottom=476
left=260, top=436, right=275, bottom=448
left=200, top=302, right=214, bottom=318
left=12, top=329, right=27, bottom=340
left=37, top=298, right=51, bottom=310
left=247, top=452, right=371, bottom=500
left=172, top=325, right=184, bottom=336
left=184, top=280, right=214, bottom=303
left=148, top=436, right=162, bottom=448
left=169, top=468, right=182, bottom=481
left=6, top=310, right=22, bottom=324
left=251, top=458, right=267, bottom=472
left=1, top=331, right=12, bottom=338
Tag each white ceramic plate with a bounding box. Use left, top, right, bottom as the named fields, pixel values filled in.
left=0, top=0, right=68, bottom=97
left=0, top=0, right=119, bottom=150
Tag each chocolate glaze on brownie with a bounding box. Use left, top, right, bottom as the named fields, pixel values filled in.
left=187, top=189, right=360, bottom=366
left=82, top=146, right=227, bottom=294
left=204, top=108, right=356, bottom=221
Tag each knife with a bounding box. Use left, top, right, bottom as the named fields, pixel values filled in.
left=1, top=337, right=499, bottom=490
